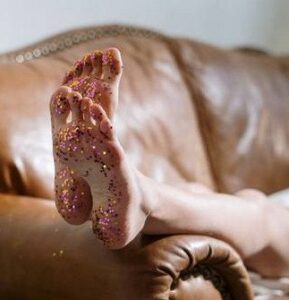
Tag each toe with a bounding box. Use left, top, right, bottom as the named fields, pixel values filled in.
left=100, top=118, right=114, bottom=140
left=50, top=86, right=71, bottom=128
left=68, top=91, right=82, bottom=121
left=102, top=48, right=123, bottom=83
left=82, top=54, right=93, bottom=75
left=91, top=50, right=103, bottom=78
left=73, top=60, right=84, bottom=77
left=91, top=103, right=114, bottom=139
left=62, top=70, right=74, bottom=85
left=81, top=97, right=93, bottom=123
left=91, top=103, right=106, bottom=125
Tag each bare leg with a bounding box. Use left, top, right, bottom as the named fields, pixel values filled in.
left=140, top=176, right=289, bottom=277
left=141, top=176, right=268, bottom=256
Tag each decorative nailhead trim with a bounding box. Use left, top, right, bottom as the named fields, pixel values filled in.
left=0, top=25, right=162, bottom=64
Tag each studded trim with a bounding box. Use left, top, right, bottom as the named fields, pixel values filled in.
left=0, top=25, right=163, bottom=64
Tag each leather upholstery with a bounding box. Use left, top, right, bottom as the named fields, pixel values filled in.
left=1, top=24, right=287, bottom=299
left=172, top=39, right=289, bottom=194
left=0, top=193, right=252, bottom=300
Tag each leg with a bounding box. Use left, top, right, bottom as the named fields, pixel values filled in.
left=141, top=177, right=269, bottom=257
left=141, top=178, right=289, bottom=277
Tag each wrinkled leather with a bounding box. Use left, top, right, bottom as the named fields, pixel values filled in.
left=172, top=39, right=289, bottom=194
left=0, top=194, right=253, bottom=300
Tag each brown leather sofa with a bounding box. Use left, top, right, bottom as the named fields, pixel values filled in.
left=0, top=24, right=289, bottom=300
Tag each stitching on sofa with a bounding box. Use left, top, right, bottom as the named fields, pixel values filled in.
left=0, top=24, right=164, bottom=64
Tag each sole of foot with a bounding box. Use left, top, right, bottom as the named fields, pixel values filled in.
left=50, top=48, right=148, bottom=249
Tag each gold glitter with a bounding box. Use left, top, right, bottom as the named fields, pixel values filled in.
left=71, top=81, right=79, bottom=88
left=52, top=252, right=56, bottom=257
left=82, top=104, right=87, bottom=111
left=103, top=164, right=107, bottom=168
left=102, top=151, right=107, bottom=155
left=59, top=250, right=64, bottom=256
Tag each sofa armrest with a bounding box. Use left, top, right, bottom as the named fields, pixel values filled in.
left=139, top=234, right=254, bottom=300
left=0, top=194, right=253, bottom=300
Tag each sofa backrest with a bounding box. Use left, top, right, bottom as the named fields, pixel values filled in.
left=0, top=25, right=213, bottom=199
left=173, top=39, right=289, bottom=194
left=0, top=25, right=288, bottom=199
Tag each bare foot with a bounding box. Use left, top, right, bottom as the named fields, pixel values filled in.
left=50, top=49, right=149, bottom=249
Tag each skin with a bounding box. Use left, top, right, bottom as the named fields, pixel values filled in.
left=50, top=48, right=289, bottom=277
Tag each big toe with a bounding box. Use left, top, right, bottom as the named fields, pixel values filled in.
left=68, top=91, right=82, bottom=121
left=102, top=48, right=123, bottom=84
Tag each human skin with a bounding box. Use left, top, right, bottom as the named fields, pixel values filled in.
left=50, top=48, right=289, bottom=277
left=141, top=178, right=289, bottom=277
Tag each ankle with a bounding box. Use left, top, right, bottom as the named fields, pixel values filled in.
left=135, top=170, right=158, bottom=217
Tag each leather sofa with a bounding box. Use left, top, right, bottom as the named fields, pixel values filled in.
left=0, top=24, right=289, bottom=300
